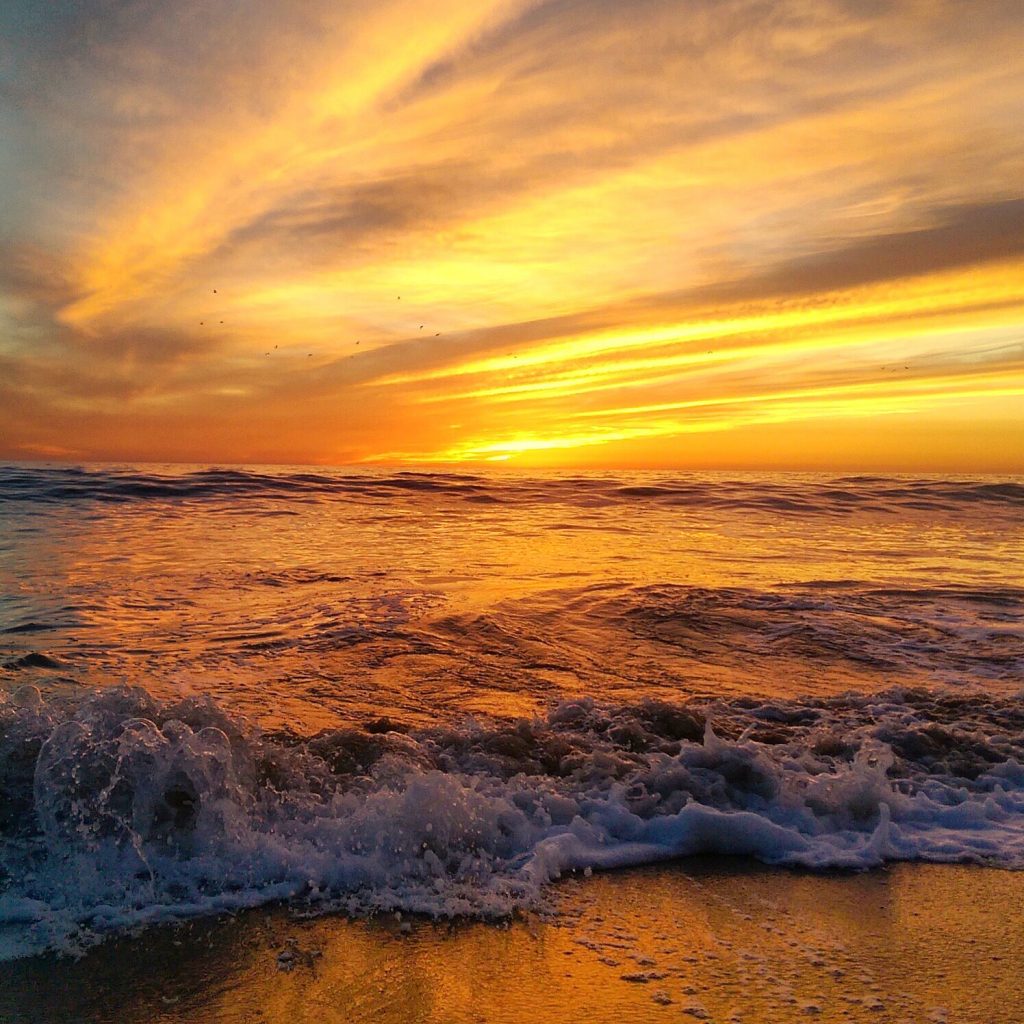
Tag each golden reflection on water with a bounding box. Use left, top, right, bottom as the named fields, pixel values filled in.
left=1, top=862, right=1019, bottom=1024
left=3, top=469, right=1022, bottom=731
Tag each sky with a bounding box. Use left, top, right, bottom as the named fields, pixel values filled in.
left=1, top=0, right=1022, bottom=471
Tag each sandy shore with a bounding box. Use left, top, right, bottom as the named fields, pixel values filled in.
left=1, top=859, right=1019, bottom=1023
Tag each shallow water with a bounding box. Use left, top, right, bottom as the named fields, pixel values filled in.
left=2, top=861, right=1021, bottom=1024
left=1, top=465, right=1022, bottom=959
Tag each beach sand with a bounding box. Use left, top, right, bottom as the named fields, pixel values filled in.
left=1, top=859, right=1019, bottom=1024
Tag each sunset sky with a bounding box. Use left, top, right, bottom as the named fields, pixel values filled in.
left=1, top=0, right=1022, bottom=470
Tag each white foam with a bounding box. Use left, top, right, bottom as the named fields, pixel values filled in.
left=1, top=686, right=1023, bottom=959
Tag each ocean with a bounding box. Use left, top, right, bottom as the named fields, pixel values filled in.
left=1, top=464, right=1023, bottom=966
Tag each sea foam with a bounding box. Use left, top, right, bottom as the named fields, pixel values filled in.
left=1, top=684, right=1023, bottom=959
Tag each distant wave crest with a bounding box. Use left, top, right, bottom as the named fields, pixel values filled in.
left=1, top=464, right=1023, bottom=514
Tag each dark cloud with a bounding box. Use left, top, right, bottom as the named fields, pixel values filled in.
left=591, top=196, right=1024, bottom=323
left=728, top=197, right=1024, bottom=301
left=211, top=167, right=479, bottom=264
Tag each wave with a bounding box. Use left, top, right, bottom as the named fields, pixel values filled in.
left=2, top=684, right=1023, bottom=960
left=417, top=582, right=1024, bottom=699
left=576, top=582, right=1024, bottom=683
left=1, top=464, right=1022, bottom=516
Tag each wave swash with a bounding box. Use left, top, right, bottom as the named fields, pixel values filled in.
left=2, top=683, right=1023, bottom=960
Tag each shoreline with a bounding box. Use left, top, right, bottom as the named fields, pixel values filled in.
left=1, top=858, right=1019, bottom=1023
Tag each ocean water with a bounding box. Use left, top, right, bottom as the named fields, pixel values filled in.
left=1, top=464, right=1023, bottom=959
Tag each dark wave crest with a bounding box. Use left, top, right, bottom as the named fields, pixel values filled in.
left=2, top=465, right=1023, bottom=516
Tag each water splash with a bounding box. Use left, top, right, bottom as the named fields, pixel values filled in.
left=2, top=684, right=1023, bottom=960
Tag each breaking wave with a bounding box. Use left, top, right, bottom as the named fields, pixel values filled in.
left=2, top=684, right=1023, bottom=960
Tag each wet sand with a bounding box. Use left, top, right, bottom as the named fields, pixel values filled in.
left=1, top=859, right=1019, bottom=1024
